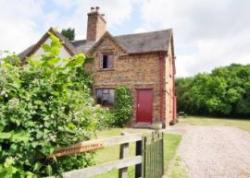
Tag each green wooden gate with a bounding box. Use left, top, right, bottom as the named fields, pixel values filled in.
left=143, top=132, right=164, bottom=178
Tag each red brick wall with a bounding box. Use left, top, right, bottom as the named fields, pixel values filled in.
left=164, top=39, right=175, bottom=125
left=85, top=36, right=175, bottom=126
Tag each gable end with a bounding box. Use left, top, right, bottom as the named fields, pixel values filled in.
left=19, top=28, right=76, bottom=60
left=87, top=32, right=127, bottom=56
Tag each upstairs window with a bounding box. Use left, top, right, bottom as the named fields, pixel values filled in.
left=100, top=53, right=113, bottom=69
left=96, top=89, right=114, bottom=106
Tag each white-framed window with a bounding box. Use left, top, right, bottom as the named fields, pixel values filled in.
left=96, top=88, right=115, bottom=106
left=100, top=53, right=113, bottom=69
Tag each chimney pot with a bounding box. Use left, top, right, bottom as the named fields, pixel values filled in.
left=86, top=6, right=106, bottom=41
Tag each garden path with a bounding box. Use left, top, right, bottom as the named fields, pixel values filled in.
left=168, top=124, right=250, bottom=178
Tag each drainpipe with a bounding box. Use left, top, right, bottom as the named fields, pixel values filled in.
left=173, top=56, right=177, bottom=122
left=159, top=52, right=165, bottom=125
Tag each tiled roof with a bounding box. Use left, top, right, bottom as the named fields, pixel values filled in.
left=72, top=29, right=172, bottom=54
left=71, top=40, right=96, bottom=53
left=19, top=28, right=172, bottom=59
left=114, top=29, right=172, bottom=54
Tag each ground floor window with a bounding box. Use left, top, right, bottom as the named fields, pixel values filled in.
left=96, top=88, right=114, bottom=106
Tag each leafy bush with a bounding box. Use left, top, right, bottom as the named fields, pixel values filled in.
left=95, top=107, right=114, bottom=130
left=0, top=33, right=106, bottom=177
left=112, top=87, right=133, bottom=127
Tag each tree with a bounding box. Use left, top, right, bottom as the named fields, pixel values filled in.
left=176, top=64, right=250, bottom=117
left=61, top=28, right=75, bottom=41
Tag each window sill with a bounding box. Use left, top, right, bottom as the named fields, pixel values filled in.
left=102, top=105, right=113, bottom=108
left=97, top=104, right=114, bottom=108
left=98, top=68, right=115, bottom=72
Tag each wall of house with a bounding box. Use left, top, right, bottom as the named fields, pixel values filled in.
left=85, top=37, right=162, bottom=125
left=33, top=38, right=71, bottom=59
left=164, top=40, right=175, bottom=125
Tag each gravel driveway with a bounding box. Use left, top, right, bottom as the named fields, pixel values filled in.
left=170, top=125, right=250, bottom=178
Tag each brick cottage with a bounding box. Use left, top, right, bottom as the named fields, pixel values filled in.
left=19, top=7, right=177, bottom=128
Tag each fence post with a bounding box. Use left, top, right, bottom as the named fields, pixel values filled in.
left=135, top=139, right=143, bottom=178
left=143, top=136, right=147, bottom=178
left=161, top=132, right=164, bottom=175
left=119, top=133, right=129, bottom=178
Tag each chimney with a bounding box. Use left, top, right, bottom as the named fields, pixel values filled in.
left=86, top=7, right=106, bottom=41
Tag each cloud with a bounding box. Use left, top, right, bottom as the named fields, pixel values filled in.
left=0, top=0, right=44, bottom=53
left=139, top=0, right=250, bottom=76
left=1, top=0, right=249, bottom=77
left=49, top=0, right=139, bottom=38
left=134, top=28, right=147, bottom=33
left=0, top=0, right=138, bottom=53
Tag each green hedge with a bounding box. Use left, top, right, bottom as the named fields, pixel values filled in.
left=0, top=33, right=107, bottom=177
left=112, top=87, right=133, bottom=127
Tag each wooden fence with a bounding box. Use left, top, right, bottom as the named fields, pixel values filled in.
left=50, top=132, right=164, bottom=178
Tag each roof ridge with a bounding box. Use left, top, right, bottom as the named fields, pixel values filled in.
left=71, top=28, right=173, bottom=42
left=114, top=28, right=172, bottom=38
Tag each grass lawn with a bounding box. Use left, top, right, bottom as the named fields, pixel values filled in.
left=93, top=129, right=136, bottom=178
left=163, top=134, right=182, bottom=172
left=163, top=134, right=186, bottom=178
left=169, top=156, right=187, bottom=178
left=91, top=129, right=183, bottom=178
left=180, top=116, right=250, bottom=132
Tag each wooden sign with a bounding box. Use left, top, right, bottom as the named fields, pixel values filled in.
left=49, top=134, right=142, bottom=159
left=49, top=141, right=103, bottom=158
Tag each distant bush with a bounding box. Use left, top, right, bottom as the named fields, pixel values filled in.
left=61, top=28, right=75, bottom=41
left=176, top=64, right=250, bottom=117
left=112, top=87, right=133, bottom=127
left=0, top=33, right=108, bottom=177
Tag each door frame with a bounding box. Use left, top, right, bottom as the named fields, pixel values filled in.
left=136, top=88, right=153, bottom=123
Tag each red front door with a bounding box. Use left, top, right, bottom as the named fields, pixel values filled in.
left=136, top=89, right=153, bottom=123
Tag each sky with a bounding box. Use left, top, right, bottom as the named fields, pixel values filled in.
left=0, top=0, right=249, bottom=77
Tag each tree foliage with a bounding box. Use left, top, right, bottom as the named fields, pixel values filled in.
left=0, top=33, right=106, bottom=177
left=61, top=28, right=75, bottom=41
left=176, top=64, right=250, bottom=117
